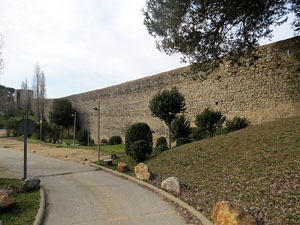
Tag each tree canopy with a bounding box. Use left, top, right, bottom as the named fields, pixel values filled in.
left=143, top=0, right=300, bottom=67
left=49, top=99, right=74, bottom=129
left=149, top=87, right=185, bottom=148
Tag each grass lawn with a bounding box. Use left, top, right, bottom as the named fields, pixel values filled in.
left=0, top=179, right=40, bottom=225
left=146, top=116, right=300, bottom=225
left=16, top=136, right=126, bottom=155
left=96, top=116, right=300, bottom=225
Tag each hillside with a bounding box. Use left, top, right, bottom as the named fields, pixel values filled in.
left=146, top=116, right=300, bottom=225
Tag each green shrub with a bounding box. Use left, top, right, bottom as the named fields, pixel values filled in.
left=4, top=119, right=20, bottom=137
left=130, top=140, right=152, bottom=162
left=195, top=108, right=226, bottom=137
left=48, top=123, right=61, bottom=143
left=33, top=120, right=51, bottom=141
left=109, top=135, right=122, bottom=145
left=125, top=122, right=153, bottom=158
left=171, top=115, right=191, bottom=141
left=77, top=129, right=92, bottom=146
left=154, top=137, right=168, bottom=154
left=225, top=117, right=250, bottom=133
left=176, top=137, right=191, bottom=147
left=189, top=127, right=205, bottom=141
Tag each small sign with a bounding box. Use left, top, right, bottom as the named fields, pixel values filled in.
left=40, top=120, right=42, bottom=124
left=18, top=119, right=35, bottom=135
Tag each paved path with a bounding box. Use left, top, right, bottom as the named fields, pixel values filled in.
left=0, top=148, right=187, bottom=225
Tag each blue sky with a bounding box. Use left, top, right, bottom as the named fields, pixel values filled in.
left=0, top=0, right=296, bottom=98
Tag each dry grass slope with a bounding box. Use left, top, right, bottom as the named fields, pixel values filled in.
left=146, top=116, right=300, bottom=225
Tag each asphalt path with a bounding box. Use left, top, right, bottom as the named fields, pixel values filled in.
left=0, top=147, right=188, bottom=225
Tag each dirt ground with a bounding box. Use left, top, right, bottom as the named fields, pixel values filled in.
left=0, top=129, right=110, bottom=165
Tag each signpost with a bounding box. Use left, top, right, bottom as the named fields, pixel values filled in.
left=18, top=119, right=35, bottom=179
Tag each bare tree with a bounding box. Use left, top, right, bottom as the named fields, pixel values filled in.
left=18, top=78, right=33, bottom=115
left=32, top=63, right=46, bottom=120
left=40, top=71, right=46, bottom=120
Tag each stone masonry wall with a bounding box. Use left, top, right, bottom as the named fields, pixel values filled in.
left=45, top=37, right=300, bottom=144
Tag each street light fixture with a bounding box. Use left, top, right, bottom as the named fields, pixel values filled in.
left=93, top=103, right=100, bottom=161
left=72, top=112, right=77, bottom=146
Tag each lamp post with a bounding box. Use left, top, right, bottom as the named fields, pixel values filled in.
left=72, top=112, right=77, bottom=146
left=39, top=115, right=42, bottom=141
left=93, top=103, right=100, bottom=161
left=87, top=129, right=90, bottom=146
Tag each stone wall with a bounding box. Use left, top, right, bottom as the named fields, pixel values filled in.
left=45, top=37, right=300, bottom=144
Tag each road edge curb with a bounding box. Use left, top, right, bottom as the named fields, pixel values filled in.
left=33, top=187, right=46, bottom=225
left=91, top=163, right=214, bottom=225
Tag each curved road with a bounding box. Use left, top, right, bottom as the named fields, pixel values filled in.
left=0, top=148, right=188, bottom=225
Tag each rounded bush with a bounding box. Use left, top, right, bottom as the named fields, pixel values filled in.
left=109, top=135, right=122, bottom=145
left=154, top=137, right=168, bottom=154
left=195, top=108, right=226, bottom=137
left=33, top=120, right=51, bottom=141
left=189, top=127, right=205, bottom=141
left=125, top=122, right=153, bottom=157
left=176, top=137, right=191, bottom=147
left=48, top=123, right=61, bottom=143
left=225, top=117, right=250, bottom=132
left=5, top=119, right=20, bottom=137
left=171, top=115, right=191, bottom=141
left=130, top=140, right=152, bottom=162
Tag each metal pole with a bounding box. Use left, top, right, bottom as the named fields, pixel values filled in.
left=73, top=112, right=76, bottom=146
left=24, top=115, right=28, bottom=179
left=97, top=103, right=100, bottom=161
left=39, top=116, right=42, bottom=141
left=87, top=129, right=90, bottom=146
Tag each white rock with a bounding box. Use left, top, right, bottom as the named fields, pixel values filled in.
left=161, top=177, right=183, bottom=195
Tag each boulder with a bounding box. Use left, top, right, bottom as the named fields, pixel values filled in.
left=22, top=178, right=40, bottom=192
left=161, top=177, right=183, bottom=195
left=0, top=188, right=16, bottom=210
left=212, top=201, right=257, bottom=225
left=103, top=159, right=113, bottom=166
left=117, top=162, right=129, bottom=172
left=134, top=163, right=151, bottom=181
